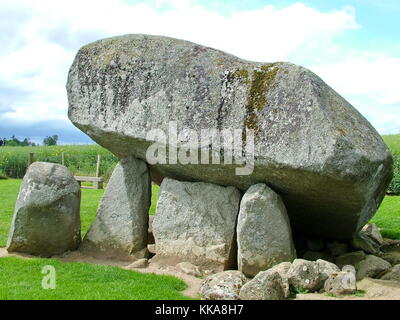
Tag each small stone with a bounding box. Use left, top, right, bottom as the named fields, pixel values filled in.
left=177, top=262, right=202, bottom=277
left=239, top=269, right=286, bottom=300
left=380, top=265, right=400, bottom=281
left=316, top=259, right=340, bottom=282
left=127, top=258, right=149, bottom=269
left=351, top=223, right=384, bottom=255
left=336, top=251, right=366, bottom=268
left=380, top=252, right=400, bottom=265
left=324, top=271, right=357, bottom=295
left=287, top=259, right=324, bottom=292
left=342, top=265, right=356, bottom=275
left=199, top=271, right=248, bottom=300
left=381, top=239, right=400, bottom=252
left=355, top=255, right=391, bottom=280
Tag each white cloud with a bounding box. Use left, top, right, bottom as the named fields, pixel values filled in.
left=0, top=0, right=398, bottom=136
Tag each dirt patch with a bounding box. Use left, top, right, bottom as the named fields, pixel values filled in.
left=296, top=278, right=400, bottom=300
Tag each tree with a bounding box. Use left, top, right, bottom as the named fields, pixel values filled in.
left=43, top=135, right=58, bottom=146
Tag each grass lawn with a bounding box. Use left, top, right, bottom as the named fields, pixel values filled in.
left=0, top=179, right=189, bottom=300
left=0, top=257, right=190, bottom=300
left=370, top=196, right=400, bottom=239
left=382, top=134, right=400, bottom=154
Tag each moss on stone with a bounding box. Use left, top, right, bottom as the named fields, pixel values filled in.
left=232, top=69, right=249, bottom=84
left=243, top=63, right=280, bottom=135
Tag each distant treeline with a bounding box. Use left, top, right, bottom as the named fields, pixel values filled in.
left=0, top=134, right=59, bottom=147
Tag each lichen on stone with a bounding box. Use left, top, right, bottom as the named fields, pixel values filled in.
left=243, top=63, right=280, bottom=135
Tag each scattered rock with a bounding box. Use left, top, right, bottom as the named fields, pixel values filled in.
left=380, top=252, right=400, bottom=265
left=336, top=251, right=366, bottom=268
left=324, top=271, right=357, bottom=296
left=152, top=178, right=241, bottom=270
left=127, top=258, right=149, bottom=269
left=342, top=265, right=356, bottom=275
left=351, top=224, right=384, bottom=255
left=7, top=162, right=81, bottom=256
left=355, top=255, right=391, bottom=280
left=379, top=239, right=400, bottom=265
left=307, top=239, right=324, bottom=252
left=199, top=271, right=248, bottom=300
left=316, top=259, right=340, bottom=282
left=380, top=239, right=400, bottom=252
left=237, top=183, right=296, bottom=277
left=177, top=262, right=202, bottom=277
left=80, top=156, right=151, bottom=261
left=287, top=259, right=324, bottom=292
left=67, top=34, right=392, bottom=240
left=239, top=266, right=288, bottom=300
left=380, top=265, right=400, bottom=281
left=326, top=241, right=349, bottom=257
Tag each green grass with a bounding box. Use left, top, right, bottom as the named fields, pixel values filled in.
left=352, top=290, right=366, bottom=298
left=0, top=145, right=118, bottom=179
left=0, top=257, right=190, bottom=300
left=371, top=195, right=400, bottom=239
left=0, top=180, right=188, bottom=300
left=382, top=134, right=400, bottom=154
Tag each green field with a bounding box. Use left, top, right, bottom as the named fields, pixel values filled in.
left=383, top=134, right=400, bottom=154
left=0, top=145, right=118, bottom=179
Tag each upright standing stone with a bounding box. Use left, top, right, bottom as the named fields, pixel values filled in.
left=152, top=178, right=241, bottom=270
left=7, top=162, right=81, bottom=256
left=80, top=156, right=151, bottom=261
left=237, top=183, right=296, bottom=277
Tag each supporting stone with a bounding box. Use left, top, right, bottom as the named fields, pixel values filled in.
left=80, top=156, right=151, bottom=261
left=152, top=178, right=241, bottom=271
left=237, top=183, right=296, bottom=277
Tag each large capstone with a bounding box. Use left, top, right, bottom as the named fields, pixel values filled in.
left=80, top=156, right=151, bottom=261
left=152, top=178, right=241, bottom=270
left=67, top=34, right=393, bottom=239
left=7, top=162, right=81, bottom=256
left=237, top=183, right=296, bottom=277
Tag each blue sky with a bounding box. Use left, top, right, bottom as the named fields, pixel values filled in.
left=0, top=0, right=399, bottom=144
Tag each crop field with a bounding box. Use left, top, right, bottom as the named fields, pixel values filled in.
left=0, top=145, right=118, bottom=180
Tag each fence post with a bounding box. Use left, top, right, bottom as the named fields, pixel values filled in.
left=96, top=154, right=101, bottom=178
left=28, top=152, right=34, bottom=166
left=61, top=152, right=65, bottom=166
